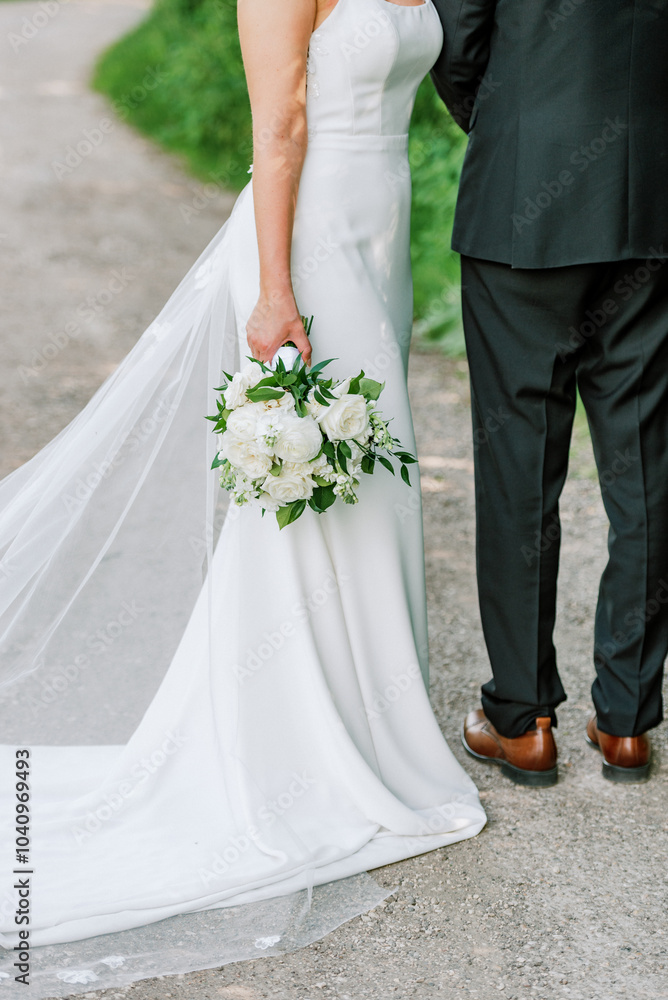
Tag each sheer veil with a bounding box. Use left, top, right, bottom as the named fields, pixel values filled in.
left=0, top=189, right=389, bottom=998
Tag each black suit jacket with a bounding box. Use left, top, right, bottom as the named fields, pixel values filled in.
left=430, top=0, right=668, bottom=268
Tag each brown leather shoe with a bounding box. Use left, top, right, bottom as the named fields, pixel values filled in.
left=586, top=716, right=650, bottom=783
left=462, top=709, right=558, bottom=787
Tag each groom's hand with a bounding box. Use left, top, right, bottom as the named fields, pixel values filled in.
left=246, top=289, right=312, bottom=366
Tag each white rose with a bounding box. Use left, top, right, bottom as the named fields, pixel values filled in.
left=305, top=390, right=327, bottom=422
left=332, top=376, right=352, bottom=397
left=263, top=392, right=295, bottom=412
left=273, top=414, right=323, bottom=463
left=318, top=394, right=370, bottom=442
left=256, top=492, right=281, bottom=513
left=225, top=404, right=261, bottom=442
left=220, top=431, right=273, bottom=480
left=225, top=363, right=264, bottom=409
left=262, top=463, right=315, bottom=503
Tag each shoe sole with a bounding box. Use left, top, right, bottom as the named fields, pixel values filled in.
left=585, top=734, right=651, bottom=783
left=461, top=728, right=558, bottom=788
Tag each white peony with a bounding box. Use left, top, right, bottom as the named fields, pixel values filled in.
left=219, top=431, right=273, bottom=480
left=262, top=463, right=315, bottom=503
left=273, top=414, right=323, bottom=463
left=225, top=363, right=264, bottom=409
left=318, top=393, right=370, bottom=442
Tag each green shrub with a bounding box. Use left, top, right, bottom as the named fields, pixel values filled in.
left=94, top=0, right=467, bottom=350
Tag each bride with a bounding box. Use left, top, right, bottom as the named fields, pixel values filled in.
left=0, top=0, right=485, bottom=991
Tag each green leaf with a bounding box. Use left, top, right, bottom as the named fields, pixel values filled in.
left=314, top=390, right=329, bottom=406
left=338, top=440, right=352, bottom=459
left=400, top=464, right=412, bottom=486
left=336, top=443, right=348, bottom=473
left=246, top=386, right=286, bottom=402
left=295, top=398, right=307, bottom=417
left=314, top=474, right=333, bottom=487
left=377, top=455, right=395, bottom=475
left=269, top=461, right=282, bottom=477
left=309, top=358, right=336, bottom=375
left=359, top=377, right=384, bottom=401
left=323, top=440, right=336, bottom=460
left=276, top=499, right=307, bottom=529
left=315, top=485, right=336, bottom=510
left=211, top=454, right=224, bottom=469
left=395, top=452, right=418, bottom=464
left=310, top=485, right=337, bottom=512
left=361, top=454, right=375, bottom=475
left=253, top=375, right=281, bottom=388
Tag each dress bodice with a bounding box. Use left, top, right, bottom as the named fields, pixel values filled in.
left=306, top=0, right=443, bottom=141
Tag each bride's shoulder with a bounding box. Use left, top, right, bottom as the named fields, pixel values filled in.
left=237, top=0, right=318, bottom=37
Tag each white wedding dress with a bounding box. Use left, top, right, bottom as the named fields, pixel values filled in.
left=0, top=0, right=484, bottom=993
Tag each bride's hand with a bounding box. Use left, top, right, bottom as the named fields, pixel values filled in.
left=246, top=290, right=312, bottom=366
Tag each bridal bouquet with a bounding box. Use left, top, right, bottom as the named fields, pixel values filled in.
left=207, top=345, right=416, bottom=529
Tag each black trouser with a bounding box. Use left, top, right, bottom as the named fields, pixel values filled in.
left=461, top=254, right=668, bottom=738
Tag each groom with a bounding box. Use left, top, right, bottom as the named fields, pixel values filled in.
left=430, top=0, right=668, bottom=786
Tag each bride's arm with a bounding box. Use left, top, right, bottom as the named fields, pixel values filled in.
left=238, top=0, right=315, bottom=366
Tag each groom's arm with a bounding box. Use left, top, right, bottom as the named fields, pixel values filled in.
left=430, top=0, right=497, bottom=133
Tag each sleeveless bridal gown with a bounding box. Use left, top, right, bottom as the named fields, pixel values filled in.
left=0, top=0, right=484, bottom=992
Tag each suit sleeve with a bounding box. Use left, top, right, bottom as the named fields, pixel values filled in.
left=430, top=0, right=497, bottom=133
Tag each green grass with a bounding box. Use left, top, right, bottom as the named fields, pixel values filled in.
left=93, top=0, right=467, bottom=351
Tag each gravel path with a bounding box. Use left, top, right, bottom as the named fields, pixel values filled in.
left=0, top=3, right=666, bottom=999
